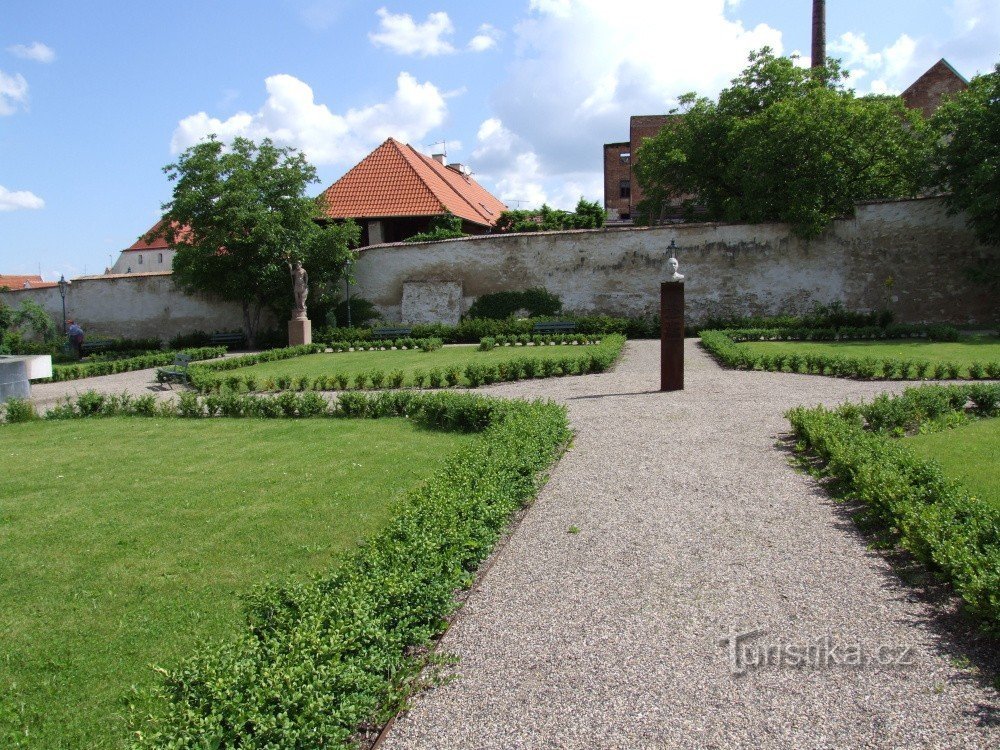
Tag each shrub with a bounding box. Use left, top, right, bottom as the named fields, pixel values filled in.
left=466, top=288, right=562, bottom=320
left=133, top=393, right=569, bottom=748
left=388, top=370, right=405, bottom=389
left=369, top=370, right=386, bottom=389
left=445, top=367, right=462, bottom=387
left=787, top=388, right=1000, bottom=633
left=411, top=369, right=427, bottom=388
left=2, top=398, right=36, bottom=423
left=428, top=368, right=444, bottom=388
left=968, top=361, right=985, bottom=379
left=479, top=337, right=497, bottom=351
left=353, top=372, right=368, bottom=390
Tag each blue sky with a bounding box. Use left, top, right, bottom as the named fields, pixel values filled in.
left=1, top=0, right=997, bottom=280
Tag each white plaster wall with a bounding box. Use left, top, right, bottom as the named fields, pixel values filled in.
left=110, top=249, right=177, bottom=274
left=352, top=197, right=995, bottom=325
left=401, top=281, right=463, bottom=325
left=0, top=273, right=260, bottom=340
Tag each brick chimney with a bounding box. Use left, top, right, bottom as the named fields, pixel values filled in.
left=812, top=0, right=826, bottom=71
left=432, top=153, right=446, bottom=164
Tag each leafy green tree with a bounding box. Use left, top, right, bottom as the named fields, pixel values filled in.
left=495, top=198, right=606, bottom=233
left=634, top=49, right=933, bottom=238
left=157, top=136, right=359, bottom=345
left=404, top=213, right=467, bottom=243
left=932, top=62, right=1000, bottom=286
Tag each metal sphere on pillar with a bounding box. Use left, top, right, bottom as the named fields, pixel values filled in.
left=660, top=241, right=685, bottom=392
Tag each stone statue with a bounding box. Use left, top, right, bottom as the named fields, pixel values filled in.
left=289, top=260, right=309, bottom=318
left=666, top=256, right=684, bottom=283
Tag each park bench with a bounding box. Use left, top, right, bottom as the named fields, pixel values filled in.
left=210, top=331, right=246, bottom=348
left=532, top=321, right=577, bottom=335
left=372, top=327, right=412, bottom=339
left=80, top=339, right=116, bottom=355
left=156, top=353, right=192, bottom=386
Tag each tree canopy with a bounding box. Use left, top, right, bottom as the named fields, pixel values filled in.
left=932, top=62, right=1000, bottom=249
left=495, top=198, right=606, bottom=233
left=634, top=49, right=933, bottom=238
left=157, top=136, right=359, bottom=344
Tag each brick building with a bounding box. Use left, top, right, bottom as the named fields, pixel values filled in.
left=901, top=58, right=968, bottom=119
left=604, top=59, right=968, bottom=224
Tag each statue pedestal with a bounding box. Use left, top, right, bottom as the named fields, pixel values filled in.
left=288, top=317, right=312, bottom=347
left=660, top=282, right=684, bottom=391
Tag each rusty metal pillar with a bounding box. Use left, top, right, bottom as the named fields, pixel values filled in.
left=660, top=281, right=684, bottom=391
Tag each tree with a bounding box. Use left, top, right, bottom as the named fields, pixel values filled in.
left=932, top=62, right=1000, bottom=288
left=634, top=49, right=933, bottom=238
left=158, top=136, right=359, bottom=345
left=494, top=198, right=606, bottom=233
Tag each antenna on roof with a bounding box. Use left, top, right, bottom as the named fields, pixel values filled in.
left=425, top=140, right=448, bottom=159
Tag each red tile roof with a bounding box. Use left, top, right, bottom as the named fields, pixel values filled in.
left=127, top=220, right=191, bottom=251
left=0, top=274, right=58, bottom=290
left=316, top=138, right=507, bottom=227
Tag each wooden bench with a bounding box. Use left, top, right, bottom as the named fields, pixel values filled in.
left=532, top=321, right=577, bottom=334
left=80, top=339, right=116, bottom=355
left=372, top=327, right=412, bottom=340
left=210, top=331, right=246, bottom=348
left=156, top=353, right=192, bottom=386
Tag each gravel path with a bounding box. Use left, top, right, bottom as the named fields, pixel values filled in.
left=382, top=339, right=999, bottom=750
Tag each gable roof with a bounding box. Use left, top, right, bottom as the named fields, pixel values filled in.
left=316, top=138, right=507, bottom=227
left=0, top=274, right=58, bottom=290
left=901, top=58, right=969, bottom=116
left=127, top=220, right=191, bottom=251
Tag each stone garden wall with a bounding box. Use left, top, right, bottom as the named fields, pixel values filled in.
left=0, top=272, right=251, bottom=340
left=353, top=196, right=995, bottom=325
left=3, top=197, right=994, bottom=337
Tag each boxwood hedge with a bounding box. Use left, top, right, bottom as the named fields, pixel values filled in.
left=787, top=383, right=1000, bottom=633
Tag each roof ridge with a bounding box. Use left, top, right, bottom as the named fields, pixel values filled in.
left=405, top=143, right=490, bottom=224
left=388, top=140, right=448, bottom=215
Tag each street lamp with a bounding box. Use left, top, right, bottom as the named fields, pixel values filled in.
left=57, top=275, right=68, bottom=334
left=344, top=255, right=353, bottom=328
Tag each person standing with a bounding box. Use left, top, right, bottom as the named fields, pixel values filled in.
left=67, top=319, right=85, bottom=359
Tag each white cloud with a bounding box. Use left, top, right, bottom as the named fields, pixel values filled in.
left=0, top=70, right=29, bottom=115
left=830, top=32, right=916, bottom=92
left=7, top=42, right=56, bottom=63
left=369, top=7, right=456, bottom=57
left=0, top=185, right=44, bottom=211
left=469, top=0, right=781, bottom=206
left=468, top=24, right=501, bottom=52
left=171, top=72, right=448, bottom=167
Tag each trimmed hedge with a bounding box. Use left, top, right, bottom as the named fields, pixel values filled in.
left=787, top=384, right=1000, bottom=633
left=466, top=288, right=562, bottom=320
left=50, top=390, right=567, bottom=748
left=315, top=315, right=658, bottom=344
left=700, top=329, right=999, bottom=380
left=478, top=333, right=603, bottom=350
left=190, top=335, right=626, bottom=394
left=42, top=347, right=227, bottom=382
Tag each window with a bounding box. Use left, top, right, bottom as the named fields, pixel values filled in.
left=619, top=180, right=631, bottom=199
left=137, top=254, right=143, bottom=264
left=158, top=253, right=163, bottom=263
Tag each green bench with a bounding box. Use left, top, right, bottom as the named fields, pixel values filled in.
left=210, top=331, right=246, bottom=348
left=532, top=321, right=577, bottom=334
left=372, top=327, right=412, bottom=339
left=156, top=353, right=192, bottom=386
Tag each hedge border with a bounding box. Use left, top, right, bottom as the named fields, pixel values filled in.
left=701, top=329, right=1000, bottom=380
left=2, top=390, right=572, bottom=747
left=40, top=346, right=227, bottom=383
left=787, top=383, right=1000, bottom=633
left=189, top=335, right=626, bottom=395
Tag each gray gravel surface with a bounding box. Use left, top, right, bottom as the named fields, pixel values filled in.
left=381, top=339, right=999, bottom=750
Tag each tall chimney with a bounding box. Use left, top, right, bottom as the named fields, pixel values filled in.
left=812, top=0, right=826, bottom=72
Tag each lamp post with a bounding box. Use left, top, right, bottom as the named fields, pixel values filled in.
left=344, top=256, right=353, bottom=328
left=57, top=275, right=68, bottom=334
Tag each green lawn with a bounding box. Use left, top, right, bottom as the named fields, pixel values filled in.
left=741, top=336, right=1000, bottom=377
left=0, top=418, right=471, bottom=749
left=225, top=343, right=599, bottom=385
left=905, top=418, right=1000, bottom=509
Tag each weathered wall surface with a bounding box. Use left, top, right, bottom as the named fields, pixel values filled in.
left=353, top=197, right=996, bottom=325
left=0, top=272, right=256, bottom=340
